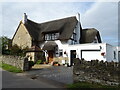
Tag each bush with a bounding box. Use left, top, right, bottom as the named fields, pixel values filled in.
left=10, top=44, right=29, bottom=56
left=36, top=60, right=43, bottom=64
left=29, top=61, right=34, bottom=67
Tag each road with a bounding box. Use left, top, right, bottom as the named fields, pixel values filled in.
left=1, top=68, right=66, bottom=89
left=26, top=65, right=73, bottom=84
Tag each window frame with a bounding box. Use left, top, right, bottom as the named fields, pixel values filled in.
left=44, top=33, right=59, bottom=41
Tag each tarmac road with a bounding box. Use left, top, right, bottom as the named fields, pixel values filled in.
left=1, top=68, right=66, bottom=89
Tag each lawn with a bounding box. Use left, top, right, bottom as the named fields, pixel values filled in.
left=67, top=81, right=119, bottom=90
left=0, top=62, right=23, bottom=73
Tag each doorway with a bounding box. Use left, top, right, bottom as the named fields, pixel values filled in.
left=48, top=51, right=54, bottom=63
left=70, top=50, right=76, bottom=66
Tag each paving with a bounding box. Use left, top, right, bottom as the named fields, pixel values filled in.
left=2, top=68, right=66, bottom=88
left=18, top=64, right=73, bottom=84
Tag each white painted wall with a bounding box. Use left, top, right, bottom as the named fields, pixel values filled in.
left=75, top=22, right=80, bottom=44
left=66, top=43, right=106, bottom=65
left=114, top=46, right=120, bottom=62
left=75, top=13, right=81, bottom=44
left=68, top=24, right=80, bottom=45
left=82, top=51, right=103, bottom=61
left=39, top=38, right=118, bottom=66
left=106, top=44, right=118, bottom=62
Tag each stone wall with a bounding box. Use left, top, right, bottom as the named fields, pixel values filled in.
left=0, top=55, right=29, bottom=71
left=73, top=58, right=119, bottom=86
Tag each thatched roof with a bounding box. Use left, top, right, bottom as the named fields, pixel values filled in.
left=23, top=16, right=102, bottom=44
left=26, top=45, right=42, bottom=52
left=42, top=41, right=57, bottom=50
left=24, top=16, right=78, bottom=41
left=80, top=28, right=102, bottom=43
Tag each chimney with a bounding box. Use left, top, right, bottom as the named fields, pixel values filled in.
left=76, top=13, right=82, bottom=44
left=76, top=12, right=80, bottom=22
left=22, top=13, right=27, bottom=24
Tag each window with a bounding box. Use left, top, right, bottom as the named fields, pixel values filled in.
left=114, top=51, right=116, bottom=59
left=70, top=33, right=77, bottom=45
left=93, top=36, right=98, bottom=43
left=45, top=33, right=59, bottom=40
left=59, top=49, right=63, bottom=56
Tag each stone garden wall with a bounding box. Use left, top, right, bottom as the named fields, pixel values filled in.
left=0, top=55, right=29, bottom=71
left=73, top=58, right=119, bottom=86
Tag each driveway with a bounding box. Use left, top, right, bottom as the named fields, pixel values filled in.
left=2, top=68, right=66, bottom=88
left=18, top=65, right=73, bottom=84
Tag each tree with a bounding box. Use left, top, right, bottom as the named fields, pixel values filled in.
left=0, top=36, right=12, bottom=55
left=0, top=36, right=29, bottom=56
left=10, top=44, right=29, bottom=56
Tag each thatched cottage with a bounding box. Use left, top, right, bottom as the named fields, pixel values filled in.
left=12, top=13, right=119, bottom=66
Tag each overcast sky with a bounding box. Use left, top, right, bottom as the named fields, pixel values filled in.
left=0, top=0, right=119, bottom=46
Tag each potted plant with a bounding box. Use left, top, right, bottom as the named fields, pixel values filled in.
left=36, top=60, right=43, bottom=64
left=53, top=62, right=60, bottom=66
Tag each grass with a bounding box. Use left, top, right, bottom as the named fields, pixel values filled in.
left=67, top=82, right=119, bottom=90
left=0, top=62, right=23, bottom=73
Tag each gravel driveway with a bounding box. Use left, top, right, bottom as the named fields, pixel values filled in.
left=22, top=65, right=73, bottom=84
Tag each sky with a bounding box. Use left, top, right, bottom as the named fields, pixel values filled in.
left=0, top=0, right=119, bottom=46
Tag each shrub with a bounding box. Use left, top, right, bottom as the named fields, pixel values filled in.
left=29, top=61, right=34, bottom=67
left=36, top=60, right=43, bottom=64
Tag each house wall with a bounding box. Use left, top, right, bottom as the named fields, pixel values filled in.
left=26, top=52, right=35, bottom=62
left=106, top=44, right=118, bottom=62
left=54, top=42, right=108, bottom=65
left=65, top=43, right=107, bottom=66
left=75, top=21, right=80, bottom=44
left=12, top=23, right=32, bottom=49
left=40, top=39, right=118, bottom=66
left=116, top=46, right=120, bottom=62
left=68, top=22, right=80, bottom=45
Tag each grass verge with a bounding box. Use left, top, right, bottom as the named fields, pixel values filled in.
left=0, top=62, right=23, bottom=73
left=67, top=82, right=119, bottom=90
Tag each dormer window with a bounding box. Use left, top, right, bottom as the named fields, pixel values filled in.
left=45, top=33, right=59, bottom=41
left=93, top=36, right=98, bottom=43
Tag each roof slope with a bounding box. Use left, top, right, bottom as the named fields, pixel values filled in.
left=42, top=41, right=57, bottom=50
left=80, top=28, right=102, bottom=43
left=24, top=16, right=78, bottom=41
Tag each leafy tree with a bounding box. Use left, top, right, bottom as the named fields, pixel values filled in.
left=0, top=36, right=29, bottom=56
left=0, top=36, right=12, bottom=55
left=10, top=45, right=29, bottom=56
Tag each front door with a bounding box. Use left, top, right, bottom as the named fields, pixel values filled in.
left=48, top=51, right=53, bottom=63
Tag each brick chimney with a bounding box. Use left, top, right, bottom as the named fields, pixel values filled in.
left=22, top=13, right=27, bottom=24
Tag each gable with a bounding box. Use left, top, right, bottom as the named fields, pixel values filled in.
left=12, top=21, right=32, bottom=48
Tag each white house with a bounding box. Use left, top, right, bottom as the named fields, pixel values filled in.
left=12, top=13, right=119, bottom=66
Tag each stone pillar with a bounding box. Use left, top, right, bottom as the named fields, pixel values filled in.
left=23, top=57, right=29, bottom=71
